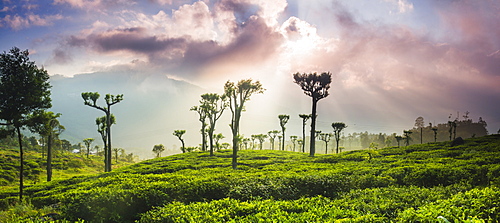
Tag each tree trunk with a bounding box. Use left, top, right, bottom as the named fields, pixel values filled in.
left=16, top=127, right=24, bottom=201
left=209, top=131, right=214, bottom=156
left=309, top=99, right=317, bottom=156
left=231, top=110, right=240, bottom=169
left=420, top=127, right=423, bottom=144
left=302, top=122, right=306, bottom=153
left=106, top=110, right=112, bottom=172
left=47, top=133, right=52, bottom=182
left=281, top=131, right=285, bottom=151
left=336, top=138, right=340, bottom=154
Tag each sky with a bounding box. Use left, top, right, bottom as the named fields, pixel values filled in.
left=1, top=0, right=500, bottom=156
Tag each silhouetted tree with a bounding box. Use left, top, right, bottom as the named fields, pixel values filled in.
left=395, top=135, right=403, bottom=147
left=431, top=126, right=438, bottom=142
left=96, top=114, right=115, bottom=170
left=0, top=47, right=52, bottom=200
left=415, top=116, right=424, bottom=144
left=298, top=114, right=311, bottom=153
left=331, top=122, right=347, bottom=154
left=83, top=138, right=95, bottom=158
left=267, top=130, right=280, bottom=150
left=28, top=111, right=63, bottom=182
left=278, top=114, right=290, bottom=151
left=403, top=130, right=412, bottom=146
left=201, top=93, right=227, bottom=156
left=152, top=144, right=165, bottom=158
left=318, top=132, right=332, bottom=154
left=290, top=135, right=298, bottom=152
left=448, top=121, right=457, bottom=141
left=190, top=104, right=208, bottom=152
left=82, top=92, right=123, bottom=172
left=173, top=130, right=186, bottom=153
left=224, top=79, right=265, bottom=169
left=293, top=72, right=332, bottom=156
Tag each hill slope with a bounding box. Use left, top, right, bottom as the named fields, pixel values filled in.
left=1, top=135, right=499, bottom=222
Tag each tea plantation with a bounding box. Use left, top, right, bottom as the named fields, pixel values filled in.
left=1, top=135, right=499, bottom=222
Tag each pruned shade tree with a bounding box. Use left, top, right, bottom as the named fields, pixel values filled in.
left=83, top=138, right=95, bottom=158
left=267, top=130, right=280, bottom=150
left=293, top=72, right=332, bottom=156
left=82, top=92, right=123, bottom=172
left=173, top=130, right=186, bottom=153
left=224, top=79, right=264, bottom=169
left=278, top=114, right=290, bottom=151
left=331, top=122, right=347, bottom=154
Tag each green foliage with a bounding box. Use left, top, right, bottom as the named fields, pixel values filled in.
left=397, top=187, right=500, bottom=222
left=0, top=135, right=499, bottom=222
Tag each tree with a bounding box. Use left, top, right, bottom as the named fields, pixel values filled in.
left=242, top=138, right=250, bottom=150
left=173, top=130, right=186, bottom=153
left=190, top=104, right=208, bottom=152
left=83, top=138, right=95, bottom=158
left=395, top=135, right=403, bottom=147
left=0, top=47, right=52, bottom=201
left=298, top=114, right=311, bottom=153
left=213, top=133, right=224, bottom=151
left=112, top=148, right=123, bottom=163
left=250, top=134, right=257, bottom=149
left=224, top=79, right=265, bottom=169
left=290, top=136, right=298, bottom=152
left=267, top=130, right=280, bottom=150
left=318, top=132, right=332, bottom=154
left=28, top=111, right=64, bottom=182
left=431, top=126, right=438, bottom=142
left=448, top=121, right=457, bottom=141
left=415, top=116, right=424, bottom=144
left=95, top=114, right=115, bottom=170
left=254, top=134, right=267, bottom=150
left=221, top=142, right=230, bottom=150
left=82, top=92, right=123, bottom=172
left=403, top=130, right=412, bottom=146
left=331, top=122, right=347, bottom=154
left=200, top=93, right=227, bottom=156
left=152, top=144, right=165, bottom=158
left=293, top=72, right=332, bottom=156
left=278, top=114, right=290, bottom=151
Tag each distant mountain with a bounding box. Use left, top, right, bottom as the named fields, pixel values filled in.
left=50, top=70, right=206, bottom=159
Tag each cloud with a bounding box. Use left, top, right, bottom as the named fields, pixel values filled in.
left=1, top=13, right=63, bottom=30
left=58, top=0, right=286, bottom=80
left=384, top=0, right=414, bottom=14
left=48, top=48, right=73, bottom=65
left=53, top=0, right=137, bottom=12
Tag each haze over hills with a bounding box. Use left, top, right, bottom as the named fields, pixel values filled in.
left=48, top=68, right=499, bottom=160
left=50, top=69, right=207, bottom=158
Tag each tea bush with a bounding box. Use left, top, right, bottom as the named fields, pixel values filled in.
left=0, top=134, right=498, bottom=222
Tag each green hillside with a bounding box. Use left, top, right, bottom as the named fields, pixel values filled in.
left=1, top=135, right=499, bottom=222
